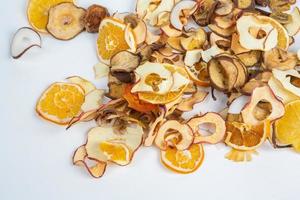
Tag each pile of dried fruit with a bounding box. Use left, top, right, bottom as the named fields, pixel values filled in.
left=12, top=0, right=300, bottom=178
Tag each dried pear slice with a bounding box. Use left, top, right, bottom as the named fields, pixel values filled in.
left=84, top=4, right=109, bottom=33
left=46, top=2, right=86, bottom=40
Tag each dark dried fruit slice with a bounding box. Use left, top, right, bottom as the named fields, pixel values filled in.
left=84, top=4, right=109, bottom=33
left=192, top=0, right=218, bottom=26
left=46, top=2, right=86, bottom=40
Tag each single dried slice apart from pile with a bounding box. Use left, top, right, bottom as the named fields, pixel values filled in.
left=275, top=100, right=300, bottom=152
left=36, top=82, right=85, bottom=125
left=27, top=0, right=74, bottom=33
left=161, top=143, right=204, bottom=174
left=46, top=3, right=86, bottom=40
left=97, top=17, right=136, bottom=64
left=225, top=120, right=271, bottom=151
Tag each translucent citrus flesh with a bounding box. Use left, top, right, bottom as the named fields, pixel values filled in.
left=275, top=100, right=300, bottom=152
left=161, top=144, right=204, bottom=174
left=225, top=121, right=269, bottom=151
left=37, top=83, right=85, bottom=124
left=99, top=141, right=130, bottom=164
left=27, top=0, right=74, bottom=32
left=97, top=19, right=129, bottom=61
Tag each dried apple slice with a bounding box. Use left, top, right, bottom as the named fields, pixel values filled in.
left=231, top=33, right=251, bottom=54
left=73, top=145, right=107, bottom=178
left=208, top=24, right=236, bottom=38
left=236, top=15, right=278, bottom=51
left=85, top=125, right=143, bottom=165
left=155, top=120, right=194, bottom=150
left=136, top=0, right=152, bottom=17
left=66, top=76, right=96, bottom=94
left=241, top=86, right=285, bottom=125
left=81, top=89, right=104, bottom=112
left=237, top=51, right=261, bottom=67
left=284, top=7, right=300, bottom=36
left=263, top=48, right=297, bottom=70
left=177, top=90, right=208, bottom=112
left=46, top=3, right=86, bottom=40
left=161, top=24, right=182, bottom=37
left=201, top=45, right=224, bottom=62
left=184, top=49, right=202, bottom=67
left=93, top=62, right=109, bottom=79
left=215, top=0, right=234, bottom=16
left=192, top=0, right=218, bottom=26
left=184, top=61, right=210, bottom=87
left=210, top=32, right=230, bottom=46
left=11, top=27, right=41, bottom=59
left=170, top=0, right=197, bottom=30
left=131, top=62, right=173, bottom=94
left=180, top=28, right=207, bottom=50
left=144, top=0, right=175, bottom=25
left=268, top=76, right=299, bottom=104
left=234, top=0, right=255, bottom=9
left=187, top=112, right=226, bottom=144
left=272, top=69, right=300, bottom=97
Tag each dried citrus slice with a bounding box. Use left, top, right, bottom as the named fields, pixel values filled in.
left=27, top=0, right=74, bottom=33
left=36, top=82, right=85, bottom=125
left=138, top=65, right=190, bottom=104
left=225, top=120, right=271, bottom=151
left=275, top=100, right=300, bottom=152
left=160, top=143, right=205, bottom=174
left=99, top=141, right=131, bottom=166
left=97, top=17, right=137, bottom=64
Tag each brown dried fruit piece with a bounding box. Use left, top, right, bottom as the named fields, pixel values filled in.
left=193, top=0, right=218, bottom=26
left=263, top=48, right=298, bottom=70
left=46, top=2, right=86, bottom=40
left=234, top=0, right=254, bottom=10
left=269, top=0, right=291, bottom=12
left=84, top=4, right=109, bottom=33
left=270, top=12, right=292, bottom=25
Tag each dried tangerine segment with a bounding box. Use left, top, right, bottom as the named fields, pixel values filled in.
left=161, top=143, right=205, bottom=174
left=46, top=2, right=86, bottom=40
left=27, top=0, right=74, bottom=33
left=97, top=17, right=136, bottom=64
left=275, top=100, right=300, bottom=152
left=36, top=82, right=85, bottom=125
left=99, top=141, right=131, bottom=166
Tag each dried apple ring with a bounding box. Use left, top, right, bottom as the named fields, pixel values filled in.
left=241, top=86, right=285, bottom=126
left=187, top=112, right=226, bottom=144
left=155, top=120, right=194, bottom=150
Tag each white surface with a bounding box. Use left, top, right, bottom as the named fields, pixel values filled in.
left=1, top=1, right=300, bottom=200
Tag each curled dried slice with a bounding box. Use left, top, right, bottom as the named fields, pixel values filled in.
left=215, top=0, right=234, bottom=16
left=11, top=27, right=41, bottom=59
left=170, top=0, right=197, bottom=30
left=208, top=24, right=236, bottom=38
left=73, top=145, right=107, bottom=178
left=84, top=4, right=109, bottom=33
left=188, top=112, right=226, bottom=144
left=46, top=3, right=86, bottom=40
left=241, top=86, right=285, bottom=126
left=234, top=0, right=254, bottom=9
left=185, top=61, right=210, bottom=87
left=180, top=28, right=207, bottom=50
left=263, top=48, right=297, bottom=70
left=177, top=90, right=208, bottom=112
left=155, top=120, right=194, bottom=150
left=143, top=0, right=175, bottom=25
left=284, top=7, right=300, bottom=36
left=81, top=89, right=104, bottom=112
left=192, top=0, right=217, bottom=26
left=160, top=143, right=204, bottom=174
left=94, top=62, right=109, bottom=79
left=272, top=69, right=300, bottom=97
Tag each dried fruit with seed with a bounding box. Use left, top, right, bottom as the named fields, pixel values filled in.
left=84, top=4, right=109, bottom=33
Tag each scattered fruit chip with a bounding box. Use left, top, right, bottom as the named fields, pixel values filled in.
left=27, top=0, right=74, bottom=32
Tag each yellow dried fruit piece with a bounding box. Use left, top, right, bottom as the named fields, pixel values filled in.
left=97, top=17, right=136, bottom=64
left=275, top=100, right=300, bottom=152
left=36, top=82, right=85, bottom=125
left=27, top=0, right=74, bottom=33
left=99, top=141, right=131, bottom=166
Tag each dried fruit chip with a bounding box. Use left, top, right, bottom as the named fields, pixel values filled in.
left=275, top=100, right=300, bottom=152
left=36, top=82, right=85, bottom=125
left=161, top=143, right=204, bottom=174
left=27, top=0, right=74, bottom=32
left=97, top=17, right=137, bottom=64
left=284, top=7, right=300, bottom=36
left=99, top=141, right=131, bottom=166
left=84, top=4, right=109, bottom=33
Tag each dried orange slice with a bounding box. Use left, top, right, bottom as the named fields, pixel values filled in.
left=275, top=100, right=300, bottom=152
left=138, top=65, right=190, bottom=104
left=27, top=0, right=74, bottom=33
left=225, top=120, right=271, bottom=151
left=160, top=143, right=205, bottom=174
left=99, top=141, right=131, bottom=166
left=97, top=17, right=137, bottom=64
left=36, top=82, right=85, bottom=125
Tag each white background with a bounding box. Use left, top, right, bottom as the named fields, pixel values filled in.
left=1, top=0, right=300, bottom=200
